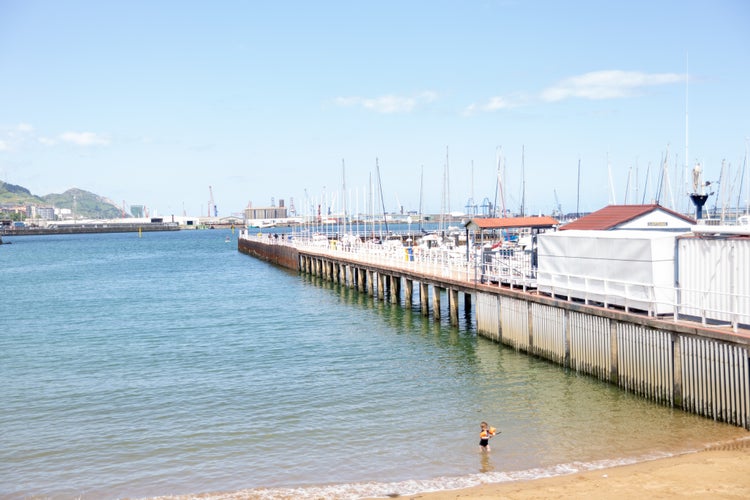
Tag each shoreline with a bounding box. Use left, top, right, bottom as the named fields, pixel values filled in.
left=387, top=439, right=750, bottom=500
left=148, top=437, right=750, bottom=500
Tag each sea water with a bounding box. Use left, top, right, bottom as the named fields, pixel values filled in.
left=0, top=230, right=747, bottom=499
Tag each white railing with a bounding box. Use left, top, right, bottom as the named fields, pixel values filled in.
left=537, top=269, right=749, bottom=333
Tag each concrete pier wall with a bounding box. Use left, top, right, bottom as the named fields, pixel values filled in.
left=475, top=291, right=750, bottom=428
left=238, top=237, right=299, bottom=269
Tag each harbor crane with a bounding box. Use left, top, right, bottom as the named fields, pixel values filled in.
left=553, top=189, right=562, bottom=217
left=208, top=185, right=217, bottom=217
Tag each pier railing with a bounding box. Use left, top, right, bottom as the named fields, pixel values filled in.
left=240, top=231, right=748, bottom=333
left=536, top=270, right=748, bottom=332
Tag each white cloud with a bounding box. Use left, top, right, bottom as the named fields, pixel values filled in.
left=540, top=70, right=684, bottom=102
left=484, top=96, right=514, bottom=110
left=465, top=70, right=685, bottom=114
left=38, top=137, right=57, bottom=146
left=0, top=139, right=8, bottom=151
left=463, top=93, right=528, bottom=115
left=17, top=123, right=34, bottom=133
left=335, top=91, right=438, bottom=114
left=60, top=131, right=111, bottom=146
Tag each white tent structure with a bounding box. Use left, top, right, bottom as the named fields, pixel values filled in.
left=536, top=230, right=678, bottom=315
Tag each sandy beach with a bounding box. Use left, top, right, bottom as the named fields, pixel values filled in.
left=393, top=442, right=750, bottom=500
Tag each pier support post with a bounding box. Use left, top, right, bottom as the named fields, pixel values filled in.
left=358, top=268, right=366, bottom=293
left=368, top=270, right=375, bottom=296
left=391, top=275, right=401, bottom=304
left=527, top=301, right=534, bottom=349
left=672, top=333, right=683, bottom=408
left=563, top=309, right=571, bottom=368
left=449, top=288, right=459, bottom=326
left=609, top=320, right=619, bottom=385
left=433, top=286, right=442, bottom=321
left=378, top=273, right=385, bottom=300
left=405, top=278, right=413, bottom=307
left=420, top=282, right=429, bottom=317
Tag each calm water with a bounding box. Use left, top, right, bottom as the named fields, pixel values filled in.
left=1, top=230, right=747, bottom=499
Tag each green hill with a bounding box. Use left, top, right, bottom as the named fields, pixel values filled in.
left=0, top=182, right=124, bottom=219
left=0, top=182, right=45, bottom=205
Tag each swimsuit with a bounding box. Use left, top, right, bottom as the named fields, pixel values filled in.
left=479, top=429, right=490, bottom=447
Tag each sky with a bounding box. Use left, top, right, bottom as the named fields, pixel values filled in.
left=1, top=0, right=749, bottom=219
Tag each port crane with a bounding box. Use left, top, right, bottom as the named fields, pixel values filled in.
left=553, top=189, right=562, bottom=218
left=208, top=186, right=217, bottom=217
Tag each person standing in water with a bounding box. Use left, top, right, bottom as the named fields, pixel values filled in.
left=479, top=421, right=497, bottom=452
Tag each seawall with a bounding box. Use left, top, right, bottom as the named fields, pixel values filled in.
left=1, top=223, right=180, bottom=236
left=238, top=236, right=300, bottom=269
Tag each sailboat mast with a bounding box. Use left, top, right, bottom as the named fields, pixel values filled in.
left=685, top=53, right=689, bottom=199
left=471, top=159, right=474, bottom=215
left=440, top=147, right=448, bottom=232
left=521, top=145, right=526, bottom=217
left=607, top=153, right=617, bottom=205
left=446, top=146, right=451, bottom=216
left=376, top=158, right=388, bottom=234
left=576, top=158, right=581, bottom=217
left=493, top=149, right=499, bottom=217
left=495, top=147, right=506, bottom=218
left=624, top=166, right=632, bottom=205
left=635, top=161, right=639, bottom=207
left=419, top=165, right=424, bottom=231
left=342, top=159, right=347, bottom=232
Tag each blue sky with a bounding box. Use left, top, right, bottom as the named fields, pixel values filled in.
left=1, top=0, right=748, bottom=218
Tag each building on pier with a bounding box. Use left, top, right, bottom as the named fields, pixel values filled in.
left=560, top=204, right=695, bottom=232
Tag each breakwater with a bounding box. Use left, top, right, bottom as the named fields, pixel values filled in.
left=1, top=222, right=180, bottom=236
left=238, top=234, right=750, bottom=429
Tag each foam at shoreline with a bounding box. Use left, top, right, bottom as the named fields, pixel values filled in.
left=147, top=436, right=750, bottom=500
left=143, top=450, right=681, bottom=500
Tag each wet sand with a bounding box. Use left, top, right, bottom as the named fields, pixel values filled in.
left=394, top=443, right=750, bottom=500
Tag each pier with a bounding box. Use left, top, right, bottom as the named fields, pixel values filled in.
left=238, top=230, right=750, bottom=430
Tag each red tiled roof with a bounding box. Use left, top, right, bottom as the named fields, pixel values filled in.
left=560, top=204, right=695, bottom=230
left=466, top=216, right=560, bottom=230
